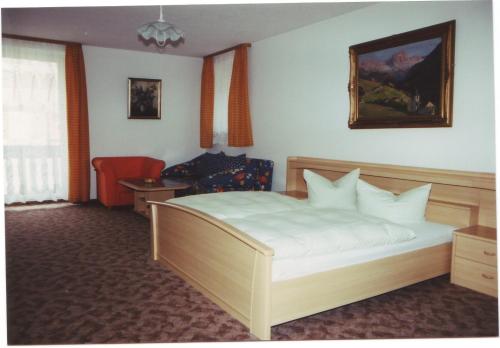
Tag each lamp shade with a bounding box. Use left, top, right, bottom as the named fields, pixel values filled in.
left=137, top=22, right=184, bottom=47
left=137, top=6, right=184, bottom=47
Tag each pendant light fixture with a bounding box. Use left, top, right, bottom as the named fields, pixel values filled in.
left=137, top=5, right=184, bottom=48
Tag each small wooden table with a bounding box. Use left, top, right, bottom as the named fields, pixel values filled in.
left=119, top=178, right=190, bottom=219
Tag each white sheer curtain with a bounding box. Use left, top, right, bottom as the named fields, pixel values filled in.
left=212, top=50, right=234, bottom=145
left=2, top=38, right=68, bottom=204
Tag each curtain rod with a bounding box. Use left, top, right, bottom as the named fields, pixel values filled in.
left=204, top=43, right=251, bottom=58
left=2, top=33, right=81, bottom=46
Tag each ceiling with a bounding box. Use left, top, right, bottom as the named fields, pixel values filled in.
left=1, top=2, right=374, bottom=57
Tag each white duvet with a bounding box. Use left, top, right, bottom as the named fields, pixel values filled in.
left=168, top=191, right=307, bottom=219
left=168, top=192, right=416, bottom=260
left=224, top=208, right=415, bottom=259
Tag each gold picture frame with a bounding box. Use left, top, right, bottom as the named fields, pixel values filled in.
left=348, top=21, right=455, bottom=129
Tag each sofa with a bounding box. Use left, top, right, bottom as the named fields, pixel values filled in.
left=161, top=152, right=273, bottom=195
left=92, top=156, right=165, bottom=207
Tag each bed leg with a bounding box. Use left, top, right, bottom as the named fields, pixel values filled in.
left=250, top=252, right=272, bottom=340
left=150, top=203, right=159, bottom=261
left=251, top=326, right=271, bottom=340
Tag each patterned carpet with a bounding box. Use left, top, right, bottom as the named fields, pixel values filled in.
left=4, top=202, right=499, bottom=344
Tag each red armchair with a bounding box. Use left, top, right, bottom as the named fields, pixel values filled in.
left=92, top=156, right=165, bottom=207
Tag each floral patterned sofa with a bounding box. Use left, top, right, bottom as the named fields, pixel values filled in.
left=161, top=152, right=273, bottom=195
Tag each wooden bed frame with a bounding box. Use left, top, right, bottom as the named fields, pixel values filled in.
left=149, top=157, right=496, bottom=340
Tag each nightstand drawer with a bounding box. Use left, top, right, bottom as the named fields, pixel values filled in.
left=455, top=236, right=497, bottom=266
left=453, top=257, right=497, bottom=297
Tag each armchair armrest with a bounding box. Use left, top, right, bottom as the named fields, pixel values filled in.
left=91, top=158, right=118, bottom=205
left=144, top=158, right=166, bottom=179
left=92, top=158, right=114, bottom=174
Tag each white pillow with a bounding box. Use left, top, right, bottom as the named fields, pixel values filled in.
left=303, top=168, right=360, bottom=210
left=357, top=179, right=432, bottom=224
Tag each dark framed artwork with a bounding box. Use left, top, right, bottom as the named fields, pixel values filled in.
left=348, top=20, right=455, bottom=129
left=128, top=78, right=162, bottom=119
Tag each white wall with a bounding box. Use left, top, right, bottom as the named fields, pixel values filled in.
left=247, top=0, right=495, bottom=191
left=84, top=46, right=202, bottom=199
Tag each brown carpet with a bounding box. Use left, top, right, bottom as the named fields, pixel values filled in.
left=4, top=202, right=498, bottom=344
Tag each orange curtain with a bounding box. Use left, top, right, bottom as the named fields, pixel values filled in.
left=65, top=43, right=90, bottom=203
left=228, top=45, right=253, bottom=147
left=200, top=56, right=215, bottom=148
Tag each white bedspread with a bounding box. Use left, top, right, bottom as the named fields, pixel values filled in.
left=169, top=192, right=456, bottom=281
left=169, top=191, right=416, bottom=260
left=224, top=208, right=415, bottom=259
left=168, top=191, right=307, bottom=219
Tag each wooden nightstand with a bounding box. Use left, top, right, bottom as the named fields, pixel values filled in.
left=451, top=225, right=497, bottom=297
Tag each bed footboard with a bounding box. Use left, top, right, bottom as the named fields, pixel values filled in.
left=270, top=242, right=452, bottom=325
left=150, top=202, right=274, bottom=340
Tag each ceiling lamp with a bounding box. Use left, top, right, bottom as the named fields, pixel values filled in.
left=137, top=6, right=184, bottom=47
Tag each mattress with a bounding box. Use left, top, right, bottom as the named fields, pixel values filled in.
left=168, top=191, right=455, bottom=282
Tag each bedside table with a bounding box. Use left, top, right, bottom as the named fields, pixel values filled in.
left=451, top=225, right=497, bottom=297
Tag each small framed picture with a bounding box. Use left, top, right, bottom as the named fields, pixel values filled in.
left=128, top=78, right=162, bottom=119
left=348, top=21, right=455, bottom=129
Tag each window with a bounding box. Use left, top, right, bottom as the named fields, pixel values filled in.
left=212, top=50, right=234, bottom=145
left=200, top=44, right=253, bottom=148
left=2, top=38, right=68, bottom=203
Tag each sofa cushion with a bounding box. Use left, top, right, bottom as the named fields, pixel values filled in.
left=195, top=152, right=223, bottom=176
left=222, top=153, right=247, bottom=172
left=196, top=152, right=246, bottom=177
left=162, top=162, right=198, bottom=178
left=196, top=164, right=258, bottom=193
left=244, top=158, right=274, bottom=191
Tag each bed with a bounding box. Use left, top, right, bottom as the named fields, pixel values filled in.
left=148, top=157, right=496, bottom=340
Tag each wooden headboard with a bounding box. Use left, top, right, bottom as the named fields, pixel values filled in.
left=286, top=157, right=496, bottom=228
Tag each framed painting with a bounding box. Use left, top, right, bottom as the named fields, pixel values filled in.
left=348, top=20, right=455, bottom=129
left=128, top=78, right=162, bottom=119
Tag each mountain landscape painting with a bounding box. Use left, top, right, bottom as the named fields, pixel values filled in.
left=348, top=21, right=454, bottom=129
left=357, top=37, right=442, bottom=120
